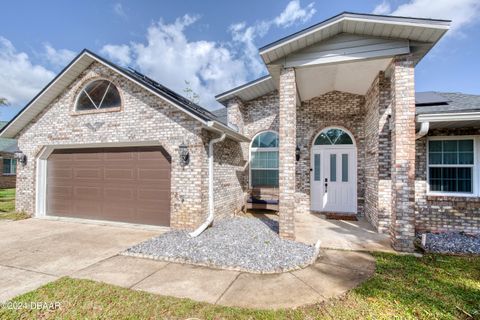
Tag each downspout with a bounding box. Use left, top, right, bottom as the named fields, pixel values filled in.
left=189, top=132, right=226, bottom=237
left=415, top=121, right=429, bottom=140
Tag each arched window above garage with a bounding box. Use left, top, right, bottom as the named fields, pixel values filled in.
left=76, top=79, right=121, bottom=112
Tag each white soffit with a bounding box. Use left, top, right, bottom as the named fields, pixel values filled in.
left=296, top=57, right=392, bottom=100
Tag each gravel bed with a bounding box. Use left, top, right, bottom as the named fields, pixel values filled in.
left=418, top=232, right=480, bottom=254
left=125, top=217, right=316, bottom=272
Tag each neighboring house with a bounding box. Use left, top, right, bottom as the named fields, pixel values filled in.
left=0, top=121, right=18, bottom=188
left=1, top=12, right=478, bottom=252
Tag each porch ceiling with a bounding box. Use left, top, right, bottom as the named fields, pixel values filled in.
left=295, top=58, right=391, bottom=101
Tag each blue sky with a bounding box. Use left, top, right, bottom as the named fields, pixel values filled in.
left=1, top=0, right=479, bottom=120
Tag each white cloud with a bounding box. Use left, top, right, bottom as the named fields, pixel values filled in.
left=101, top=44, right=131, bottom=65
left=101, top=15, right=249, bottom=108
left=113, top=3, right=127, bottom=19
left=0, top=37, right=54, bottom=104
left=373, top=0, right=480, bottom=34
left=274, top=0, right=316, bottom=27
left=229, top=0, right=316, bottom=76
left=372, top=1, right=391, bottom=15
left=43, top=44, right=76, bottom=68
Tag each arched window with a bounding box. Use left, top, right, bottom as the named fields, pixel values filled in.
left=250, top=131, right=279, bottom=188
left=314, top=128, right=353, bottom=145
left=76, top=79, right=121, bottom=111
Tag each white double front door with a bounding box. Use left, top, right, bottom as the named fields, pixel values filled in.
left=311, top=147, right=356, bottom=213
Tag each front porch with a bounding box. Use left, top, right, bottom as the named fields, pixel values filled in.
left=295, top=213, right=393, bottom=252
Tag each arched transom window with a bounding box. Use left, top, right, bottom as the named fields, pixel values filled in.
left=76, top=79, right=121, bottom=111
left=314, top=128, right=353, bottom=145
left=250, top=131, right=279, bottom=188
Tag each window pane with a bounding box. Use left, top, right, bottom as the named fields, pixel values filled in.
left=429, top=153, right=442, bottom=165
left=251, top=169, right=279, bottom=187
left=314, top=133, right=331, bottom=145
left=443, top=140, right=458, bottom=152
left=459, top=152, right=474, bottom=165
left=443, top=152, right=458, bottom=164
left=11, top=159, right=16, bottom=174
left=314, top=154, right=320, bottom=181
left=335, top=132, right=353, bottom=145
left=251, top=151, right=278, bottom=169
left=2, top=159, right=10, bottom=174
left=330, top=154, right=336, bottom=182
left=429, top=167, right=472, bottom=193
left=252, top=132, right=278, bottom=148
left=342, top=154, right=348, bottom=182
left=429, top=140, right=442, bottom=152
left=76, top=80, right=120, bottom=111
left=459, top=140, right=473, bottom=152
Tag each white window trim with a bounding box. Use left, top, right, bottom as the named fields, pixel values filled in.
left=2, top=158, right=16, bottom=175
left=74, top=78, right=121, bottom=112
left=426, top=135, right=479, bottom=197
left=249, top=131, right=279, bottom=188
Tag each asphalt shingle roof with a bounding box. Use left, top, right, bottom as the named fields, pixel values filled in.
left=416, top=92, right=480, bottom=115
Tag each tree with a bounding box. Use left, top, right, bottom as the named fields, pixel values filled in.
left=0, top=97, right=8, bottom=106
left=183, top=81, right=200, bottom=104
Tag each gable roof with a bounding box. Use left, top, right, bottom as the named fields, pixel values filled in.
left=217, top=12, right=450, bottom=105
left=259, top=11, right=450, bottom=65
left=416, top=92, right=480, bottom=115
left=0, top=49, right=248, bottom=142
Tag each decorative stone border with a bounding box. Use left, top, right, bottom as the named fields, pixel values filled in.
left=121, top=239, right=323, bottom=275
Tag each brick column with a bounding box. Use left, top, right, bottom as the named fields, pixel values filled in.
left=278, top=67, right=297, bottom=239
left=226, top=97, right=245, bottom=135
left=389, top=55, right=416, bottom=252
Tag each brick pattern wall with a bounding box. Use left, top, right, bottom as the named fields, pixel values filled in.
left=213, top=136, right=247, bottom=218
left=226, top=97, right=245, bottom=134
left=14, top=61, right=244, bottom=229
left=363, top=72, right=392, bottom=233
left=415, top=128, right=480, bottom=234
left=278, top=68, right=297, bottom=239
left=295, top=91, right=366, bottom=217
left=388, top=55, right=416, bottom=252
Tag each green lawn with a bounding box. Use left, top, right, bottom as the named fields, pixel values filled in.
left=0, top=188, right=28, bottom=221
left=1, top=253, right=479, bottom=319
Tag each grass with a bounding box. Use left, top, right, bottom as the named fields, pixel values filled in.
left=0, top=253, right=479, bottom=319
left=0, top=188, right=28, bottom=221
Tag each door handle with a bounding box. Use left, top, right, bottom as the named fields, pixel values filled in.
left=324, top=178, right=328, bottom=192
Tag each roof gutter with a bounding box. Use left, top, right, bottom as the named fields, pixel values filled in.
left=204, top=121, right=250, bottom=142
left=415, top=121, right=429, bottom=140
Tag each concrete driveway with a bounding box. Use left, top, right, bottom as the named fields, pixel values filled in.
left=0, top=218, right=158, bottom=302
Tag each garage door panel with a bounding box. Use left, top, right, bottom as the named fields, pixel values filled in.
left=46, top=146, right=171, bottom=226
left=104, top=168, right=135, bottom=180
left=103, top=187, right=135, bottom=201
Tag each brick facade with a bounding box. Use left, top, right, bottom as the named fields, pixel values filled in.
left=278, top=68, right=297, bottom=239
left=14, top=61, right=243, bottom=229
left=388, top=55, right=416, bottom=252
left=364, top=72, right=392, bottom=234
left=415, top=128, right=480, bottom=234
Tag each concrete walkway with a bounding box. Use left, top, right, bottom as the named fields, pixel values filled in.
left=72, top=250, right=375, bottom=309
left=0, top=218, right=376, bottom=309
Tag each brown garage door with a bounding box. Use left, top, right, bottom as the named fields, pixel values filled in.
left=46, top=146, right=171, bottom=226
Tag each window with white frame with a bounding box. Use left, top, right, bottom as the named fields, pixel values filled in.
left=428, top=138, right=475, bottom=195
left=250, top=131, right=279, bottom=188
left=76, top=79, right=121, bottom=112
left=2, top=158, right=16, bottom=175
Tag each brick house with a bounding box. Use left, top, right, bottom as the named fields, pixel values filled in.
left=0, top=12, right=478, bottom=252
